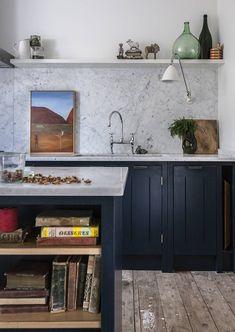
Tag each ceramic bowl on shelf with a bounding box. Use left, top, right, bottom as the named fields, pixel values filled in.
left=0, top=152, right=25, bottom=183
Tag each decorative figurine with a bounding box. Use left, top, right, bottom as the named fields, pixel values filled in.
left=117, top=43, right=124, bottom=59
left=145, top=43, right=160, bottom=60
left=125, top=39, right=143, bottom=59
left=145, top=43, right=160, bottom=59
left=126, top=39, right=140, bottom=51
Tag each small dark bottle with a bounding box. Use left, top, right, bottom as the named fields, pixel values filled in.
left=199, top=14, right=212, bottom=59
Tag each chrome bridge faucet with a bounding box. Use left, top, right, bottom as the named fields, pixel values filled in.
left=108, top=111, right=134, bottom=154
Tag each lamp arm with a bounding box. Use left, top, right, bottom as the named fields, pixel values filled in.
left=173, top=53, right=191, bottom=98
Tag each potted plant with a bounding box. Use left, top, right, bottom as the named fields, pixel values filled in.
left=168, top=117, right=197, bottom=154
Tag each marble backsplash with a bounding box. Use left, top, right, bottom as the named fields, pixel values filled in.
left=0, top=66, right=218, bottom=154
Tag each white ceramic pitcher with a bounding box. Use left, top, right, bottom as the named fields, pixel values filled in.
left=13, top=39, right=31, bottom=59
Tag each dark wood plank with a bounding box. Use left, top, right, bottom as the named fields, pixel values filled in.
left=134, top=271, right=166, bottom=331
left=192, top=272, right=235, bottom=332
left=156, top=272, right=192, bottom=332
left=175, top=272, right=218, bottom=332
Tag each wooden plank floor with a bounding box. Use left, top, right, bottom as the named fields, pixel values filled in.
left=122, top=271, right=235, bottom=332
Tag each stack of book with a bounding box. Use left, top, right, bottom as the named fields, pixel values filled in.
left=35, top=210, right=99, bottom=246
left=50, top=255, right=101, bottom=314
left=0, top=261, right=50, bottom=313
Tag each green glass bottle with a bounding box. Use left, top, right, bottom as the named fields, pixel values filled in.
left=173, top=22, right=200, bottom=59
left=199, top=14, right=212, bottom=59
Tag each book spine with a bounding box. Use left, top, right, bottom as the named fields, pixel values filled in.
left=41, top=226, right=99, bottom=238
left=0, top=304, right=48, bottom=313
left=88, top=255, right=101, bottom=313
left=67, top=258, right=77, bottom=311
left=0, top=289, right=49, bottom=298
left=82, top=255, right=95, bottom=311
left=77, top=261, right=88, bottom=307
left=50, top=259, right=69, bottom=313
left=36, top=217, right=91, bottom=227
left=36, top=237, right=97, bottom=246
left=0, top=297, right=47, bottom=305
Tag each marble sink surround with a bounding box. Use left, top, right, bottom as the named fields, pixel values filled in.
left=25, top=153, right=235, bottom=162
left=0, top=66, right=218, bottom=155
left=0, top=167, right=128, bottom=196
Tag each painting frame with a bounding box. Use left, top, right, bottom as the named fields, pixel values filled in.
left=30, top=90, right=76, bottom=155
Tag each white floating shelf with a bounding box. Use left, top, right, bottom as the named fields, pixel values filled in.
left=10, top=58, right=225, bottom=68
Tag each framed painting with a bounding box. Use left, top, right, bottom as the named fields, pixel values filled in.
left=30, top=91, right=75, bottom=154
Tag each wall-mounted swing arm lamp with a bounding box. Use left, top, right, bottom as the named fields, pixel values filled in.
left=162, top=53, right=192, bottom=103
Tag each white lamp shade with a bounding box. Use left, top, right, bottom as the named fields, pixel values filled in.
left=162, top=64, right=179, bottom=81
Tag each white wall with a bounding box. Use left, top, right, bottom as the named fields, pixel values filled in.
left=218, top=0, right=235, bottom=154
left=0, top=0, right=218, bottom=59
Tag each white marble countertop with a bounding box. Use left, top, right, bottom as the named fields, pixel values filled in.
left=26, top=153, right=235, bottom=162
left=0, top=167, right=128, bottom=197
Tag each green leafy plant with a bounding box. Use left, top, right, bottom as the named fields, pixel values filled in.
left=168, top=117, right=197, bottom=139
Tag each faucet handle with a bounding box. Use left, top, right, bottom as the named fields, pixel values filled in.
left=130, top=133, right=134, bottom=143
left=130, top=133, right=135, bottom=154
left=109, top=133, right=114, bottom=154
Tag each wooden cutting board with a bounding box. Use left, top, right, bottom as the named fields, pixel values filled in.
left=195, top=120, right=218, bottom=154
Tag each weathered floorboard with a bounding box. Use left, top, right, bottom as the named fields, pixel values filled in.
left=209, top=272, right=235, bottom=315
left=156, top=272, right=192, bottom=332
left=192, top=272, right=235, bottom=332
left=133, top=271, right=141, bottom=332
left=174, top=272, right=218, bottom=332
left=122, top=271, right=235, bottom=332
left=122, top=270, right=135, bottom=332
left=134, top=270, right=166, bottom=331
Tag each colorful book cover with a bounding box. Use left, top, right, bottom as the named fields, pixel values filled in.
left=41, top=226, right=99, bottom=238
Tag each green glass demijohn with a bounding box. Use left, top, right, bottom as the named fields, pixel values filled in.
left=173, top=22, right=200, bottom=59
left=199, top=14, right=212, bottom=59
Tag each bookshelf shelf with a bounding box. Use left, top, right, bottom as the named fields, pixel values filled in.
left=0, top=180, right=125, bottom=331
left=0, top=242, right=101, bottom=255
left=0, top=309, right=101, bottom=329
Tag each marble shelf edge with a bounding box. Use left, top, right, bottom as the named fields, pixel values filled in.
left=10, top=58, right=225, bottom=68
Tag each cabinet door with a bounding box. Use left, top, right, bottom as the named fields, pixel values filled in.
left=173, top=165, right=217, bottom=255
left=123, top=166, right=163, bottom=255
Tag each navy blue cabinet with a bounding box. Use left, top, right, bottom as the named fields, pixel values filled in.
left=169, top=165, right=219, bottom=269
left=172, top=165, right=217, bottom=257
left=123, top=166, right=163, bottom=257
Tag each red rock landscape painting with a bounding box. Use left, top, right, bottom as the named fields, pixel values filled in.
left=30, top=91, right=75, bottom=153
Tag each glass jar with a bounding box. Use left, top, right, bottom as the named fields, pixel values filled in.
left=173, top=22, right=200, bottom=59
left=31, top=46, right=44, bottom=59
left=1, top=153, right=25, bottom=183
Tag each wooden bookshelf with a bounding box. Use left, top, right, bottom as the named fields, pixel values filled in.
left=0, top=241, right=101, bottom=255
left=0, top=309, right=101, bottom=329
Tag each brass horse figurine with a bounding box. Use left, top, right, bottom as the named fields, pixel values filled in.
left=145, top=43, right=160, bottom=59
